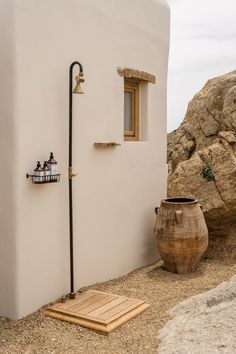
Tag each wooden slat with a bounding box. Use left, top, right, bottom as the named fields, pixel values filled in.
left=50, top=290, right=96, bottom=310
left=77, top=295, right=118, bottom=315
left=45, top=290, right=150, bottom=334
left=99, top=299, right=141, bottom=321
left=45, top=310, right=108, bottom=333
left=106, top=303, right=150, bottom=333
left=68, top=293, right=107, bottom=313
left=88, top=297, right=127, bottom=317
left=47, top=308, right=106, bottom=324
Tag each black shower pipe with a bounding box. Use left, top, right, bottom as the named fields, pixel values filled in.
left=68, top=61, right=84, bottom=299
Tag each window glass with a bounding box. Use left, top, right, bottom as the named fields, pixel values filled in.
left=124, top=91, right=132, bottom=131
left=124, top=79, right=139, bottom=140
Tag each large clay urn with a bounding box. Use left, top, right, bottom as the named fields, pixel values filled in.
left=154, top=197, right=208, bottom=274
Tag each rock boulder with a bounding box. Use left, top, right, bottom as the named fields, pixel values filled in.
left=158, top=276, right=236, bottom=354
left=168, top=71, right=236, bottom=259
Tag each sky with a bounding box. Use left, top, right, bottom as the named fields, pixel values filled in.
left=167, top=0, right=236, bottom=132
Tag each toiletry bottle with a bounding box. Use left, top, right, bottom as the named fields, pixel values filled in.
left=43, top=161, right=50, bottom=182
left=34, top=161, right=42, bottom=183
left=47, top=152, right=58, bottom=180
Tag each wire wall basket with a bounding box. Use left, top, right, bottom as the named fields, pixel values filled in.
left=26, top=174, right=60, bottom=184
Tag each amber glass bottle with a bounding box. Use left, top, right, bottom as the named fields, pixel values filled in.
left=47, top=152, right=58, bottom=180
left=43, top=161, right=50, bottom=181
left=34, top=161, right=43, bottom=183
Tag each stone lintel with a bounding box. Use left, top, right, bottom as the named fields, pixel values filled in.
left=117, top=67, right=156, bottom=84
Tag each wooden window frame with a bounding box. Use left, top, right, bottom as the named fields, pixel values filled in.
left=124, top=79, right=139, bottom=141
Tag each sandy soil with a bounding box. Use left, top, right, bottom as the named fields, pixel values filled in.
left=0, top=259, right=235, bottom=354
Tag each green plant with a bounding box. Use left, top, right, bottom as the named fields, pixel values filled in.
left=202, top=164, right=215, bottom=181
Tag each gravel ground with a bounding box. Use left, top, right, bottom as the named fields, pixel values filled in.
left=0, top=259, right=236, bottom=354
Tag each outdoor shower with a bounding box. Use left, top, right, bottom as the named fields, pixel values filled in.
left=68, top=61, right=84, bottom=299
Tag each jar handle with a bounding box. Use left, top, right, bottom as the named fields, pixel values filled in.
left=153, top=207, right=160, bottom=234
left=175, top=210, right=183, bottom=224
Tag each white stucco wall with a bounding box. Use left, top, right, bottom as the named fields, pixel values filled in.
left=0, top=0, right=170, bottom=319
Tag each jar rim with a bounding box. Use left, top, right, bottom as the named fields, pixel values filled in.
left=162, top=197, right=198, bottom=205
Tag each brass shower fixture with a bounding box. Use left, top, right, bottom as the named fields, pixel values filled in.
left=73, top=73, right=85, bottom=94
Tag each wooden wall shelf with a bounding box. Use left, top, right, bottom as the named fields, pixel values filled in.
left=94, top=142, right=121, bottom=148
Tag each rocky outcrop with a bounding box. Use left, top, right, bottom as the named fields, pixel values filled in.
left=168, top=71, right=236, bottom=259
left=158, top=276, right=236, bottom=354
left=168, top=134, right=236, bottom=229
left=168, top=70, right=236, bottom=169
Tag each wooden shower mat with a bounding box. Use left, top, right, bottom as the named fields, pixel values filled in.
left=45, top=289, right=149, bottom=334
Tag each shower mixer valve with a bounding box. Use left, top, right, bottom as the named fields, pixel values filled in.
left=68, top=167, right=78, bottom=179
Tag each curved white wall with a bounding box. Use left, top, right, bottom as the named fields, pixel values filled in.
left=0, top=0, right=170, bottom=319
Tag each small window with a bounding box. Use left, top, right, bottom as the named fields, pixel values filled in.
left=124, top=79, right=139, bottom=141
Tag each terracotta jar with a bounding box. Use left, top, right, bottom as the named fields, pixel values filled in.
left=154, top=197, right=208, bottom=274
